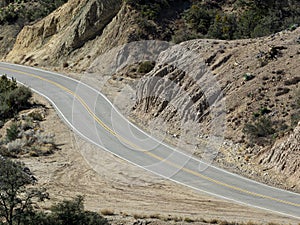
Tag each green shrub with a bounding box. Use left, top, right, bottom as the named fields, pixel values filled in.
left=7, top=138, right=23, bottom=154
left=296, top=88, right=300, bottom=109
left=208, top=13, right=237, bottom=40
left=243, top=73, right=255, bottom=81
left=291, top=113, right=300, bottom=127
left=0, top=146, right=15, bottom=157
left=0, top=75, right=32, bottom=120
left=171, top=28, right=199, bottom=44
left=6, top=122, right=19, bottom=141
left=243, top=117, right=275, bottom=138
left=50, top=196, right=109, bottom=225
left=28, top=111, right=43, bottom=121
left=138, top=61, right=155, bottom=74
left=125, top=0, right=170, bottom=20
left=183, top=4, right=215, bottom=35
left=291, top=88, right=300, bottom=127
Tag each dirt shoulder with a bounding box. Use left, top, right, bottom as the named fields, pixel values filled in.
left=16, top=94, right=299, bottom=225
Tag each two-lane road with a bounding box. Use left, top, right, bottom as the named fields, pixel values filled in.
left=0, top=62, right=299, bottom=220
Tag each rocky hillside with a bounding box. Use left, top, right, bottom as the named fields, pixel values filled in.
left=3, top=0, right=300, bottom=68
left=1, top=0, right=300, bottom=191
left=100, top=28, right=300, bottom=191
left=5, top=0, right=123, bottom=68
left=0, top=0, right=68, bottom=57
left=258, top=121, right=300, bottom=189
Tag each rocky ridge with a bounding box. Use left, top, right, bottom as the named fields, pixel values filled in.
left=5, top=0, right=124, bottom=68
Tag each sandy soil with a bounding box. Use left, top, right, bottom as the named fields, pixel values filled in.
left=16, top=94, right=299, bottom=225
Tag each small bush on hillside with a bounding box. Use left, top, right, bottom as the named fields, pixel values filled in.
left=183, top=4, right=215, bottom=35
left=296, top=88, right=300, bottom=109
left=7, top=138, right=24, bottom=154
left=28, top=111, right=43, bottom=121
left=138, top=61, right=155, bottom=74
left=125, top=0, right=170, bottom=20
left=291, top=88, right=300, bottom=127
left=0, top=75, right=32, bottom=121
left=49, top=196, right=109, bottom=225
left=243, top=117, right=275, bottom=138
left=6, top=122, right=19, bottom=141
left=0, top=146, right=14, bottom=157
left=171, top=28, right=199, bottom=44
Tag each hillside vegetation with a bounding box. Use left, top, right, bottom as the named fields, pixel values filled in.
left=0, top=0, right=67, bottom=25
left=124, top=0, right=300, bottom=42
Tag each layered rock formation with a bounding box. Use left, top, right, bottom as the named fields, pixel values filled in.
left=259, top=122, right=300, bottom=189
left=133, top=43, right=226, bottom=137
left=5, top=0, right=124, bottom=68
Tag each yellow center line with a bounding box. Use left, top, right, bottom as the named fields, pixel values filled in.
left=2, top=66, right=300, bottom=208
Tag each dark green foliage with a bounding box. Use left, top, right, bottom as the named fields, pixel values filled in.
left=24, top=196, right=109, bottom=225
left=243, top=117, right=275, bottom=138
left=28, top=111, right=43, bottom=121
left=183, top=4, right=215, bottom=35
left=243, top=73, right=255, bottom=81
left=48, top=196, right=109, bottom=225
left=252, top=107, right=271, bottom=118
left=0, top=75, right=17, bottom=92
left=125, top=0, right=170, bottom=20
left=296, top=88, right=300, bottom=109
left=0, top=0, right=68, bottom=25
left=291, top=88, right=300, bottom=127
left=171, top=28, right=198, bottom=44
left=0, top=158, right=48, bottom=225
left=208, top=13, right=237, bottom=39
left=291, top=113, right=300, bottom=127
left=138, top=61, right=155, bottom=74
left=6, top=122, right=19, bottom=141
left=0, top=75, right=32, bottom=121
left=259, top=107, right=271, bottom=116
left=181, top=0, right=300, bottom=41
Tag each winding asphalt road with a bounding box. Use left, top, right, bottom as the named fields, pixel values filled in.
left=0, top=62, right=300, bottom=220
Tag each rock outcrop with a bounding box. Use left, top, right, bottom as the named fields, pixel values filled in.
left=5, top=0, right=123, bottom=67
left=259, top=122, right=300, bottom=189
left=129, top=31, right=300, bottom=190
left=135, top=64, right=209, bottom=132
left=132, top=42, right=226, bottom=141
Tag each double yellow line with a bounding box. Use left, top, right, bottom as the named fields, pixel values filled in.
left=2, top=65, right=300, bottom=209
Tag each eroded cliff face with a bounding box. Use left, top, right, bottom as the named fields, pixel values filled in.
left=133, top=43, right=225, bottom=138
left=5, top=0, right=123, bottom=68
left=259, top=122, right=300, bottom=189
left=127, top=31, right=300, bottom=190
